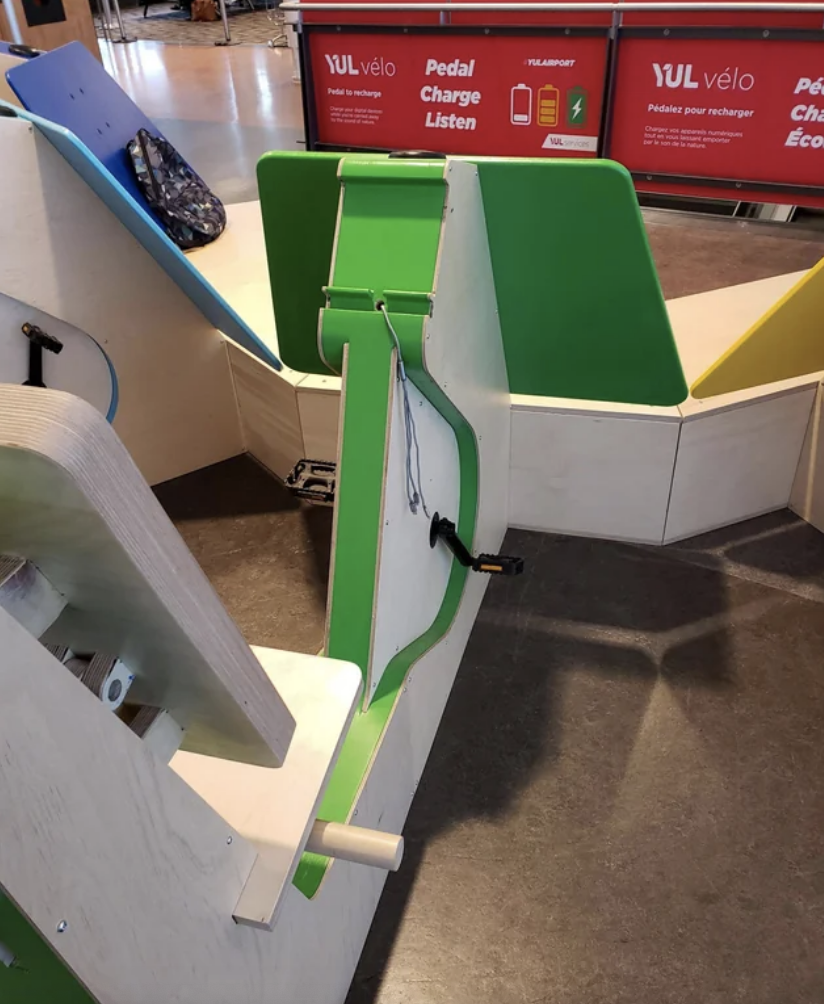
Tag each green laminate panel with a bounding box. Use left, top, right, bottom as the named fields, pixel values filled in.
left=294, top=158, right=480, bottom=899
left=295, top=308, right=478, bottom=900
left=256, top=151, right=343, bottom=375
left=319, top=158, right=447, bottom=683
left=472, top=157, right=688, bottom=406
left=329, top=159, right=446, bottom=311
left=0, top=895, right=94, bottom=1003
left=323, top=311, right=396, bottom=681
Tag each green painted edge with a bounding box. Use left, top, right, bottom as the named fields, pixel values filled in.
left=0, top=895, right=95, bottom=1003
left=293, top=311, right=478, bottom=899
left=293, top=159, right=480, bottom=898
left=321, top=310, right=396, bottom=683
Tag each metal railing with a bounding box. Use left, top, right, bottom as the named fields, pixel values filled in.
left=281, top=1, right=824, bottom=10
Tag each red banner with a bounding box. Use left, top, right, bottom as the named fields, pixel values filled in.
left=309, top=32, right=608, bottom=157
left=609, top=37, right=824, bottom=191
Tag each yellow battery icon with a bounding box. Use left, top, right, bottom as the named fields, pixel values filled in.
left=537, top=84, right=559, bottom=127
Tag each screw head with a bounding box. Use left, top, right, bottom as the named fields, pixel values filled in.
left=56, top=920, right=68, bottom=934
left=226, top=836, right=233, bottom=845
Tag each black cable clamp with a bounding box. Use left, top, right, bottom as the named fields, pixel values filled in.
left=21, top=322, right=63, bottom=389
left=429, top=513, right=524, bottom=576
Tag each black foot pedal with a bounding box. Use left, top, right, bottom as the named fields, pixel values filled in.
left=21, top=322, right=63, bottom=389
left=285, top=459, right=336, bottom=506
left=429, top=513, right=524, bottom=576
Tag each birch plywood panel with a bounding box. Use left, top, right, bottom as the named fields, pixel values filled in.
left=0, top=385, right=294, bottom=765
left=0, top=116, right=242, bottom=485
left=510, top=399, right=681, bottom=543
left=665, top=386, right=816, bottom=542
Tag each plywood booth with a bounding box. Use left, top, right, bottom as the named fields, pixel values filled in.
left=3, top=39, right=824, bottom=1004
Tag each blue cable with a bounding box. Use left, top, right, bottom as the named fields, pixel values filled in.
left=378, top=303, right=429, bottom=519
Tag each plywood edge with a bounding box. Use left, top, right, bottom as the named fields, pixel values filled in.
left=789, top=381, right=824, bottom=531
left=679, top=374, right=821, bottom=420
left=507, top=520, right=669, bottom=546
left=663, top=504, right=791, bottom=545
left=226, top=340, right=306, bottom=389
left=510, top=392, right=681, bottom=421
left=296, top=372, right=343, bottom=393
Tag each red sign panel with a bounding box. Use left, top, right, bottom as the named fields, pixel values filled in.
left=609, top=37, right=824, bottom=191
left=309, top=32, right=608, bottom=157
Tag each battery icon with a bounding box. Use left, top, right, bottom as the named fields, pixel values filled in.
left=567, top=86, right=588, bottom=128
left=537, top=85, right=559, bottom=127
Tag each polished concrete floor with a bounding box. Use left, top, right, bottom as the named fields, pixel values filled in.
left=104, top=41, right=303, bottom=203
left=126, top=37, right=824, bottom=1004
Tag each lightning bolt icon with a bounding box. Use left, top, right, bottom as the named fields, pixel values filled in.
left=572, top=97, right=583, bottom=120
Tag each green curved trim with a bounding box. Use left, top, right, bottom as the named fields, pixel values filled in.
left=294, top=157, right=480, bottom=898
left=294, top=311, right=478, bottom=898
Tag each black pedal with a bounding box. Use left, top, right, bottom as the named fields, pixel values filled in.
left=285, top=459, right=336, bottom=506
left=473, top=553, right=525, bottom=576
left=21, top=322, right=63, bottom=389
left=429, top=514, right=524, bottom=576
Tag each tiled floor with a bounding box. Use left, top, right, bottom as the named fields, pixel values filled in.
left=115, top=38, right=824, bottom=1004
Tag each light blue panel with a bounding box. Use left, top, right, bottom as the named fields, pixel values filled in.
left=6, top=42, right=168, bottom=208
left=0, top=101, right=281, bottom=370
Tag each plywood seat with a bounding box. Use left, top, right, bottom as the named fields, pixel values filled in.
left=0, top=383, right=295, bottom=766
left=173, top=646, right=362, bottom=930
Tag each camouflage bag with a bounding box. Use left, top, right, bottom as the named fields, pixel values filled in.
left=127, top=128, right=226, bottom=250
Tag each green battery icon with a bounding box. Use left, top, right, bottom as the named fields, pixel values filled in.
left=566, top=86, right=588, bottom=128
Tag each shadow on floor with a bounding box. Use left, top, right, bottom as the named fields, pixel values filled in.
left=348, top=515, right=824, bottom=1004
left=665, top=508, right=824, bottom=587
left=156, top=454, right=331, bottom=653
left=157, top=459, right=824, bottom=1002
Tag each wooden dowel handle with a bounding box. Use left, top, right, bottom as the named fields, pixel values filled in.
left=306, top=820, right=404, bottom=871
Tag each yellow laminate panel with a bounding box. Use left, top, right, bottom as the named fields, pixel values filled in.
left=692, top=256, right=824, bottom=398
